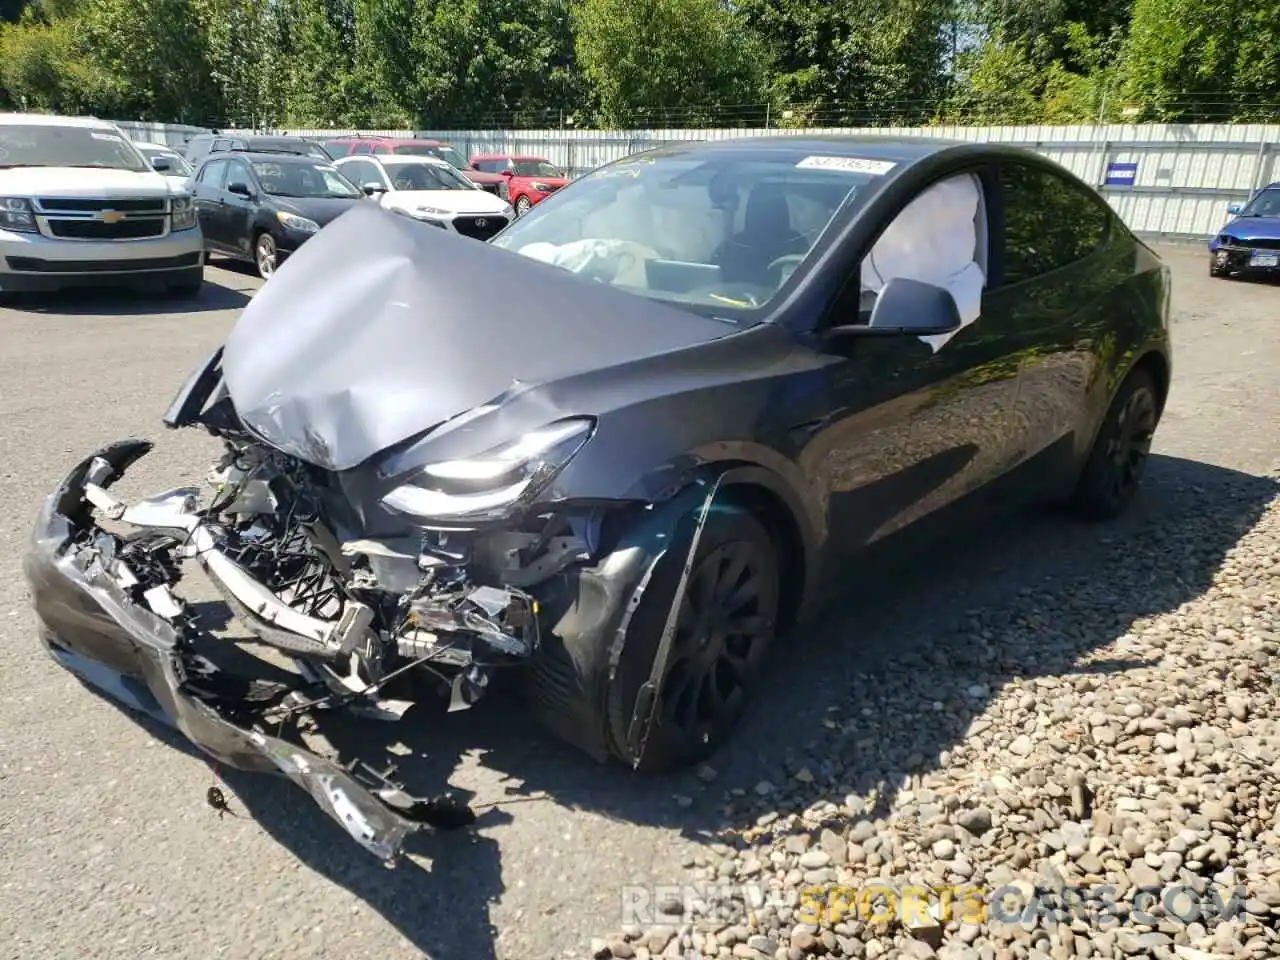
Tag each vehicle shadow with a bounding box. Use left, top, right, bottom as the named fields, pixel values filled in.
left=78, top=453, right=1280, bottom=959
left=1, top=276, right=252, bottom=315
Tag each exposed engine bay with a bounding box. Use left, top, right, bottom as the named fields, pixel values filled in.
left=89, top=430, right=601, bottom=712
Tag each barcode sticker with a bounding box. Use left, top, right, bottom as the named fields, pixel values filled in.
left=796, top=156, right=897, bottom=175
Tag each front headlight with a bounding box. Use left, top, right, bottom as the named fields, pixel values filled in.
left=276, top=211, right=320, bottom=234
left=170, top=194, right=197, bottom=231
left=531, top=182, right=554, bottom=193
left=415, top=205, right=451, bottom=217
left=380, top=417, right=594, bottom=522
left=0, top=197, right=37, bottom=233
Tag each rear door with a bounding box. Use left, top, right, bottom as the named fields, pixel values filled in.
left=982, top=160, right=1118, bottom=482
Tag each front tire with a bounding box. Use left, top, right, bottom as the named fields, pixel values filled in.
left=515, top=195, right=532, bottom=217
left=603, top=509, right=781, bottom=772
left=254, top=232, right=278, bottom=279
left=1072, top=367, right=1161, bottom=520
left=1209, top=256, right=1228, bottom=278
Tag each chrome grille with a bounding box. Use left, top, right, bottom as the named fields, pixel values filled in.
left=48, top=219, right=166, bottom=240
left=35, top=197, right=167, bottom=214
left=33, top=196, right=172, bottom=243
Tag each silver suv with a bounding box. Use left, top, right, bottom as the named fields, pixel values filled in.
left=0, top=113, right=204, bottom=297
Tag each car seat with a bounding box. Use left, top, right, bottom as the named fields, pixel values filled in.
left=713, top=182, right=810, bottom=284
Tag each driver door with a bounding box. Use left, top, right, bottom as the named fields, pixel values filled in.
left=222, top=158, right=258, bottom=260
left=800, top=167, right=1026, bottom=565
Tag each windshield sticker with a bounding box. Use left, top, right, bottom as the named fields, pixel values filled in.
left=796, top=155, right=897, bottom=175
left=90, top=131, right=124, bottom=142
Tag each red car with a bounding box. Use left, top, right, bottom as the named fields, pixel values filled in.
left=469, top=154, right=570, bottom=216
left=321, top=136, right=508, bottom=197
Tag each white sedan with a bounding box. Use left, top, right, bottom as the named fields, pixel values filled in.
left=334, top=154, right=515, bottom=241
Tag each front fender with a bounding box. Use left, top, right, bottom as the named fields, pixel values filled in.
left=162, top=345, right=227, bottom=429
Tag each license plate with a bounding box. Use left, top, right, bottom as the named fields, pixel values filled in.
left=1249, top=252, right=1278, bottom=267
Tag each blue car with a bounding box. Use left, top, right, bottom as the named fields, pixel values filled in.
left=1209, top=181, right=1280, bottom=279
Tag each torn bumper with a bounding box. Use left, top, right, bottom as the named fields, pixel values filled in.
left=22, top=439, right=437, bottom=863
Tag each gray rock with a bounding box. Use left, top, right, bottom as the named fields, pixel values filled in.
left=957, top=807, right=993, bottom=835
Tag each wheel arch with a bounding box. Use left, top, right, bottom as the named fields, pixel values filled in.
left=706, top=463, right=821, bottom=632
left=1129, top=348, right=1170, bottom=416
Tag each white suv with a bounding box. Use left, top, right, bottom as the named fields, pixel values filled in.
left=0, top=113, right=204, bottom=297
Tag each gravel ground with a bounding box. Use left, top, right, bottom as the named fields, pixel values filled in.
left=0, top=247, right=1278, bottom=960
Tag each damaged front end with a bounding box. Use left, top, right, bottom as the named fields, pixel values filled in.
left=23, top=421, right=606, bottom=862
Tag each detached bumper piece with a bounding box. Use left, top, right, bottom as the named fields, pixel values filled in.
left=23, top=440, right=472, bottom=863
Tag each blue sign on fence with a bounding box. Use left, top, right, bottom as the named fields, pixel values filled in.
left=1104, top=161, right=1138, bottom=187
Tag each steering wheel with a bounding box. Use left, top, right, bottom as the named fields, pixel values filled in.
left=767, top=253, right=808, bottom=282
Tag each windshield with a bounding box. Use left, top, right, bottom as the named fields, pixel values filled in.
left=393, top=143, right=469, bottom=168
left=513, top=159, right=564, bottom=178
left=1239, top=188, right=1280, bottom=218
left=383, top=161, right=474, bottom=191
left=0, top=124, right=150, bottom=172
left=252, top=161, right=362, bottom=199
left=490, top=148, right=887, bottom=313
left=137, top=145, right=193, bottom=176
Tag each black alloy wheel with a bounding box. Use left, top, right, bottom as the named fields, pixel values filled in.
left=1073, top=368, right=1160, bottom=520
left=607, top=509, right=780, bottom=771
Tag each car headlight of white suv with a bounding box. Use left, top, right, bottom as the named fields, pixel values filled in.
left=170, top=195, right=198, bottom=231
left=0, top=198, right=37, bottom=233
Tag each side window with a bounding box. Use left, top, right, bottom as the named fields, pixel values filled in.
left=997, top=163, right=1109, bottom=286
left=475, top=159, right=504, bottom=173
left=201, top=159, right=229, bottom=191
left=352, top=142, right=373, bottom=155
left=373, top=144, right=392, bottom=155
left=852, top=171, right=988, bottom=329
left=226, top=159, right=252, bottom=191
left=211, top=138, right=231, bottom=153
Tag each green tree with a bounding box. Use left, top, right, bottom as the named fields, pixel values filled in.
left=572, top=0, right=766, bottom=127
left=737, top=0, right=953, bottom=126
left=0, top=0, right=106, bottom=112
left=77, top=0, right=221, bottom=122
left=1120, top=0, right=1280, bottom=120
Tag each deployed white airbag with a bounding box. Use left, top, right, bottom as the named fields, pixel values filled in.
left=860, top=174, right=985, bottom=351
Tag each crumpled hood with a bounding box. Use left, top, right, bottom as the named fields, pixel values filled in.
left=1222, top=216, right=1280, bottom=242
left=219, top=202, right=736, bottom=472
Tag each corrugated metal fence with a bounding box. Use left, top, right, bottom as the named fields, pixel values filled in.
left=117, top=120, right=1280, bottom=240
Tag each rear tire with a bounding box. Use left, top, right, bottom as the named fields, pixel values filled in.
left=602, top=509, right=781, bottom=773
left=1071, top=367, right=1161, bottom=521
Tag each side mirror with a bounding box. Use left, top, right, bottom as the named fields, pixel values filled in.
left=362, top=182, right=387, bottom=196
left=227, top=181, right=252, bottom=199
left=151, top=156, right=173, bottom=172
left=827, top=277, right=963, bottom=339
left=1227, top=202, right=1243, bottom=215
left=501, top=169, right=514, bottom=178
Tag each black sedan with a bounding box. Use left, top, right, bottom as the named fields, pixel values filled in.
left=188, top=151, right=371, bottom=277
left=23, top=136, right=1171, bottom=862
